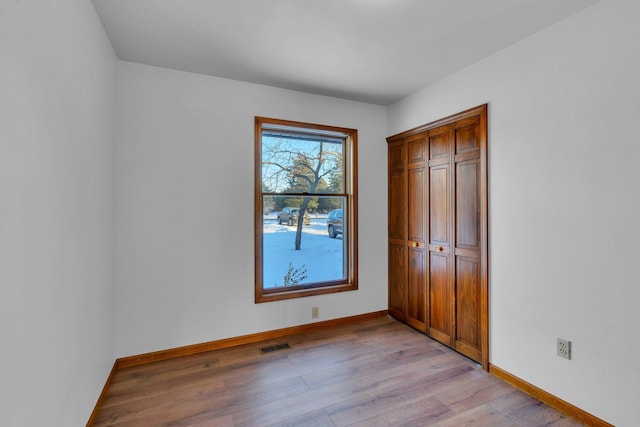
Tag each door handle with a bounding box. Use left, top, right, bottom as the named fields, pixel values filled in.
left=411, top=241, right=419, bottom=247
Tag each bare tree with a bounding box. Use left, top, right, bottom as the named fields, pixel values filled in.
left=262, top=137, right=341, bottom=250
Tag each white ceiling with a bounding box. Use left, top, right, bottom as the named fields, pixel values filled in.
left=92, top=0, right=599, bottom=105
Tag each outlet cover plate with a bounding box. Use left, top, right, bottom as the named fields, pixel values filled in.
left=557, top=338, right=571, bottom=360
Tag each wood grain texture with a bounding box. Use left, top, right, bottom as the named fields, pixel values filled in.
left=387, top=137, right=407, bottom=322
left=90, top=316, right=589, bottom=426
left=406, top=132, right=427, bottom=332
left=254, top=116, right=358, bottom=303
left=490, top=364, right=614, bottom=427
left=118, top=311, right=387, bottom=369
left=86, top=361, right=119, bottom=427
left=388, top=104, right=489, bottom=369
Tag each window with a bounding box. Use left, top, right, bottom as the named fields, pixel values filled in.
left=255, top=117, right=358, bottom=302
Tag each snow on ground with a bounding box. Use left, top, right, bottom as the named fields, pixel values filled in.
left=263, top=218, right=345, bottom=288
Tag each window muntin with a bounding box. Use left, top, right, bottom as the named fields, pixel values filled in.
left=255, top=117, right=357, bottom=302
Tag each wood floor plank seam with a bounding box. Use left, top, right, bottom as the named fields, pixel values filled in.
left=489, top=364, right=614, bottom=427
left=89, top=315, right=607, bottom=426
left=117, top=311, right=388, bottom=369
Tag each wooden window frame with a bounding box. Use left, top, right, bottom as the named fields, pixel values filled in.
left=255, top=117, right=358, bottom=303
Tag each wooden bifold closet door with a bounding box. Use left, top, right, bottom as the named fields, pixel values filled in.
left=387, top=105, right=488, bottom=369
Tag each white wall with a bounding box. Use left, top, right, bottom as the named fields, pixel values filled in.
left=0, top=1, right=117, bottom=426
left=115, top=61, right=388, bottom=357
left=5, top=0, right=634, bottom=424
left=388, top=0, right=639, bottom=425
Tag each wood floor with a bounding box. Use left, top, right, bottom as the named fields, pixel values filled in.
left=92, top=316, right=581, bottom=426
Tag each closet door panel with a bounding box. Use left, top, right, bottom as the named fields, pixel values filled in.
left=456, top=160, right=480, bottom=249
left=429, top=130, right=449, bottom=160
left=407, top=134, right=426, bottom=164
left=389, top=172, right=405, bottom=241
left=455, top=118, right=480, bottom=154
left=407, top=165, right=427, bottom=331
left=453, top=116, right=483, bottom=362
left=408, top=168, right=425, bottom=243
left=407, top=247, right=426, bottom=328
left=428, top=125, right=453, bottom=345
left=455, top=256, right=481, bottom=361
left=388, top=139, right=406, bottom=321
left=387, top=104, right=487, bottom=369
left=388, top=243, right=406, bottom=319
left=403, top=133, right=427, bottom=330
left=429, top=252, right=451, bottom=344
left=429, top=166, right=449, bottom=246
left=388, top=142, right=405, bottom=243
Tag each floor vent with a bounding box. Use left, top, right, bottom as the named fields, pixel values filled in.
left=260, top=343, right=290, bottom=354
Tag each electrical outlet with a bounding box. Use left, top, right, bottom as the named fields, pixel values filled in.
left=312, top=306, right=319, bottom=319
left=557, top=338, right=571, bottom=360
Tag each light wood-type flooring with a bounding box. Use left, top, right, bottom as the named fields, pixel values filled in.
left=92, top=316, right=581, bottom=426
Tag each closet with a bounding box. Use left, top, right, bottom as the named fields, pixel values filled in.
left=387, top=104, right=488, bottom=369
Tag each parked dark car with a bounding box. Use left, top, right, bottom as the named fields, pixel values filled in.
left=277, top=207, right=310, bottom=226
left=327, top=209, right=343, bottom=238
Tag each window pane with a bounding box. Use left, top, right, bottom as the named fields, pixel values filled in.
left=262, top=196, right=346, bottom=288
left=261, top=134, right=344, bottom=194
left=255, top=117, right=357, bottom=303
